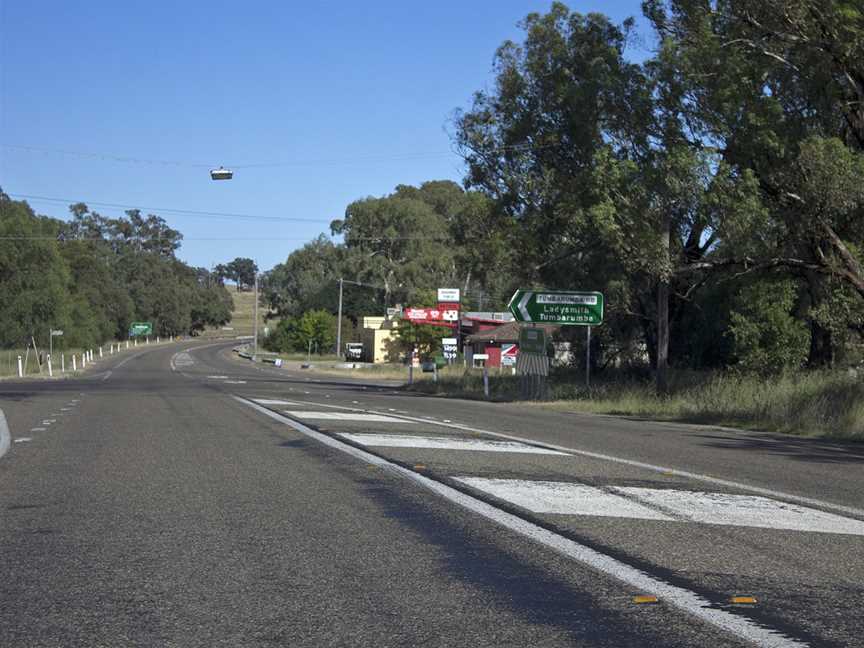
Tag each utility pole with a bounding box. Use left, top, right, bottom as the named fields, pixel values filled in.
left=336, top=277, right=344, bottom=359
left=253, top=272, right=259, bottom=358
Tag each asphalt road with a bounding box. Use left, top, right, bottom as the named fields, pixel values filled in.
left=1, top=339, right=862, bottom=647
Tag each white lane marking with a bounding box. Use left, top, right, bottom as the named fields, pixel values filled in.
left=285, top=411, right=403, bottom=423
left=0, top=409, right=10, bottom=460
left=456, top=479, right=673, bottom=520
left=14, top=437, right=32, bottom=443
left=207, top=375, right=229, bottom=379
left=170, top=351, right=195, bottom=371
left=455, top=479, right=864, bottom=537
left=224, top=380, right=247, bottom=384
left=30, top=427, right=46, bottom=432
left=101, top=371, right=112, bottom=381
left=41, top=420, right=55, bottom=425
left=252, top=399, right=299, bottom=406
left=362, top=409, right=864, bottom=522
left=340, top=434, right=569, bottom=455
left=114, top=351, right=144, bottom=369
left=253, top=393, right=864, bottom=522
left=61, top=407, right=72, bottom=411
left=234, top=396, right=806, bottom=648
left=618, top=487, right=864, bottom=536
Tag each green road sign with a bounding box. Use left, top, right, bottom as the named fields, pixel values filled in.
left=508, top=290, right=604, bottom=325
left=518, top=327, right=547, bottom=354
left=129, top=322, right=153, bottom=337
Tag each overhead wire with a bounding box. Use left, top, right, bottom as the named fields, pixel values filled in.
left=1, top=140, right=550, bottom=170
left=7, top=193, right=331, bottom=224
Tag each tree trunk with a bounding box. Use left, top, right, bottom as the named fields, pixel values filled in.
left=808, top=320, right=834, bottom=368
left=657, top=279, right=670, bottom=393
left=656, top=214, right=671, bottom=394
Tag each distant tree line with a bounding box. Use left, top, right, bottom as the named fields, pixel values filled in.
left=0, top=190, right=233, bottom=350
left=264, top=2, right=864, bottom=382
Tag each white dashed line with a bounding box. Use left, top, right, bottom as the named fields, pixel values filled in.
left=14, top=437, right=32, bottom=444
left=30, top=427, right=46, bottom=432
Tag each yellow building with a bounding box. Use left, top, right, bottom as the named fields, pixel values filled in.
left=359, top=316, right=399, bottom=363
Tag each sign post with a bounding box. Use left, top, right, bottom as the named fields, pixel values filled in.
left=49, top=329, right=63, bottom=356
left=510, top=290, right=604, bottom=399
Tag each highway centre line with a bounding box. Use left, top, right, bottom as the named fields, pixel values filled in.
left=234, top=395, right=807, bottom=648
left=244, top=392, right=864, bottom=520
left=338, top=433, right=569, bottom=455
left=456, top=478, right=864, bottom=536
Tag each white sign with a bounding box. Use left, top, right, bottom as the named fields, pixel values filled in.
left=442, top=338, right=457, bottom=345
left=536, top=294, right=598, bottom=305
left=473, top=353, right=489, bottom=360
left=437, top=288, right=460, bottom=303
left=442, top=309, right=459, bottom=321
left=50, top=330, right=64, bottom=336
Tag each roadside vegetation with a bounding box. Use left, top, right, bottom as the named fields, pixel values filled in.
left=409, top=368, right=864, bottom=441
left=0, top=191, right=234, bottom=352
left=258, top=3, right=864, bottom=441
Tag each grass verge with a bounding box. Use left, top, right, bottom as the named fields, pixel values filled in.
left=410, top=368, right=864, bottom=441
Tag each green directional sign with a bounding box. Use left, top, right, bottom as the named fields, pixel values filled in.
left=129, top=322, right=153, bottom=337
left=508, top=290, right=604, bottom=325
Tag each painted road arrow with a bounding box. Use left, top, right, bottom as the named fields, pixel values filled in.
left=508, top=290, right=604, bottom=325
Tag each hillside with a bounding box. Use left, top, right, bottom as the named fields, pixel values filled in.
left=201, top=289, right=269, bottom=338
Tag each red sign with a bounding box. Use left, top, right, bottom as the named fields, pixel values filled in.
left=404, top=308, right=457, bottom=328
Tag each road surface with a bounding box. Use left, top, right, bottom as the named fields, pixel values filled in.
left=1, top=340, right=862, bottom=647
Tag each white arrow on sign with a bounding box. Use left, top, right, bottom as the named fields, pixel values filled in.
left=518, top=291, right=533, bottom=321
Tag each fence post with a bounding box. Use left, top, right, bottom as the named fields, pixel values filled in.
left=17, top=355, right=23, bottom=378
left=73, top=355, right=77, bottom=371
left=61, top=353, right=65, bottom=373
left=47, top=354, right=53, bottom=377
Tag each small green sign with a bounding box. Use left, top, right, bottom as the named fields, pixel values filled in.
left=518, top=327, right=547, bottom=354
left=129, top=322, right=153, bottom=337
left=509, top=290, right=604, bottom=325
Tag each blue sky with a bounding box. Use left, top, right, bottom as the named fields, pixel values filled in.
left=1, top=1, right=649, bottom=271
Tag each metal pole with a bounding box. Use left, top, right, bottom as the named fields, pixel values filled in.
left=336, top=277, right=344, bottom=359
left=47, top=355, right=53, bottom=377
left=483, top=363, right=490, bottom=399
left=49, top=329, right=53, bottom=357
left=253, top=272, right=259, bottom=358
left=586, top=325, right=591, bottom=391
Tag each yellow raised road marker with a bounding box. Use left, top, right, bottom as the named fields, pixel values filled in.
left=633, top=595, right=659, bottom=604
left=414, top=464, right=427, bottom=470
left=730, top=596, right=758, bottom=605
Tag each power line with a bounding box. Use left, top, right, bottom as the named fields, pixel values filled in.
left=7, top=194, right=331, bottom=224
left=1, top=141, right=549, bottom=170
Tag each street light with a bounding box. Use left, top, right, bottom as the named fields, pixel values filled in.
left=210, top=167, right=233, bottom=180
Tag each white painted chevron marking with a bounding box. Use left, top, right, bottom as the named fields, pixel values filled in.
left=338, top=434, right=567, bottom=455
left=456, top=478, right=864, bottom=536
left=285, top=411, right=403, bottom=423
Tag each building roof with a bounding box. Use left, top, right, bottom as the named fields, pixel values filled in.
left=466, top=321, right=558, bottom=344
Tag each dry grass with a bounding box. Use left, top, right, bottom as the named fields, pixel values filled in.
left=411, top=368, right=864, bottom=441
left=200, top=290, right=269, bottom=339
